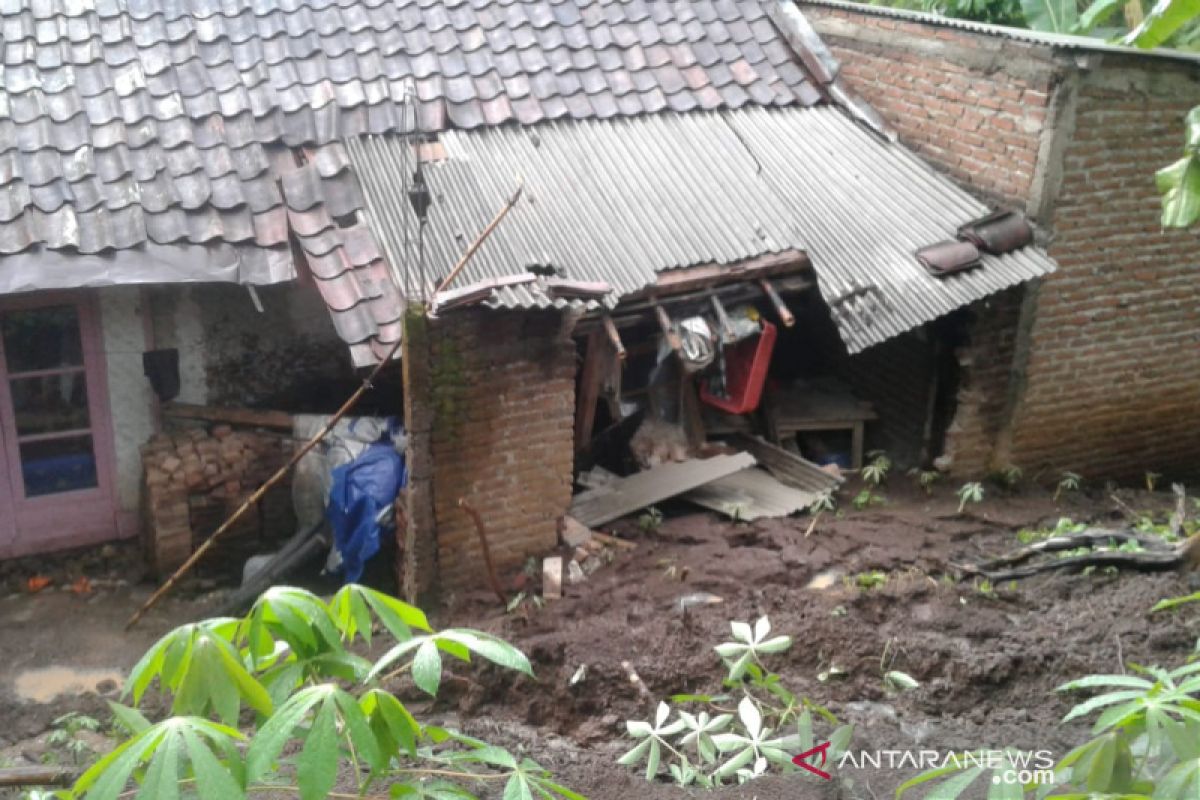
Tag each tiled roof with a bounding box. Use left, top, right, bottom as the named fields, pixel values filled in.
left=0, top=0, right=823, bottom=361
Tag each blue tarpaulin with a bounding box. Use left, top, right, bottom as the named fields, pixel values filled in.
left=326, top=441, right=406, bottom=582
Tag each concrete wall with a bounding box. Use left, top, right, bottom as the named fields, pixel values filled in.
left=410, top=307, right=576, bottom=593
left=96, top=287, right=155, bottom=526
left=96, top=279, right=353, bottom=524
left=145, top=281, right=353, bottom=410
left=804, top=4, right=1200, bottom=479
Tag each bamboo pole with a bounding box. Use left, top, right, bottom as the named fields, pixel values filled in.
left=126, top=184, right=525, bottom=630
left=433, top=181, right=523, bottom=296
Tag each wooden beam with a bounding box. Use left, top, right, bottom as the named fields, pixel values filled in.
left=730, top=434, right=843, bottom=492
left=647, top=250, right=809, bottom=295
left=575, top=330, right=606, bottom=451
left=0, top=766, right=75, bottom=788
left=601, top=314, right=626, bottom=360
left=710, top=295, right=735, bottom=342
left=654, top=304, right=682, bottom=355
left=161, top=403, right=292, bottom=430
left=759, top=279, right=795, bottom=327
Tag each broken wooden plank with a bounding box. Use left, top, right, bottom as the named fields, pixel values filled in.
left=575, top=330, right=606, bottom=451
left=731, top=433, right=842, bottom=492
left=0, top=766, right=75, bottom=788
left=569, top=453, right=755, bottom=527
left=162, top=402, right=293, bottom=430
left=684, top=467, right=816, bottom=520
left=543, top=556, right=563, bottom=600
left=601, top=314, right=626, bottom=360
left=759, top=279, right=795, bottom=327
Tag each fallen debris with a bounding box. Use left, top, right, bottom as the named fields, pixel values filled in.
left=567, top=560, right=586, bottom=586
left=560, top=515, right=594, bottom=548
left=621, top=659, right=654, bottom=705
left=960, top=528, right=1199, bottom=581
left=684, top=466, right=816, bottom=520
left=731, top=433, right=842, bottom=492
left=543, top=557, right=563, bottom=600
left=570, top=452, right=755, bottom=527
left=677, top=591, right=723, bottom=611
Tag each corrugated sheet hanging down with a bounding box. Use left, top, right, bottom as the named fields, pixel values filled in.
left=347, top=106, right=1057, bottom=353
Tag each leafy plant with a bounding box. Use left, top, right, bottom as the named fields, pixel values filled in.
left=618, top=616, right=852, bottom=788
left=916, top=469, right=941, bottom=495
left=852, top=489, right=886, bottom=510
left=851, top=570, right=888, bottom=590
left=1017, top=516, right=1087, bottom=544
left=808, top=489, right=836, bottom=514
left=995, top=464, right=1023, bottom=490
left=39, top=584, right=581, bottom=800
left=862, top=452, right=891, bottom=486
left=638, top=506, right=664, bottom=533
left=956, top=481, right=984, bottom=513
left=898, top=656, right=1200, bottom=799
left=1055, top=471, right=1082, bottom=502
left=45, top=713, right=103, bottom=766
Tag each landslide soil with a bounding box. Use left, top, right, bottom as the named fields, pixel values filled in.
left=2, top=483, right=1198, bottom=800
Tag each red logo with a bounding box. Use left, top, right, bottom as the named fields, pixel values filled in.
left=793, top=741, right=833, bottom=780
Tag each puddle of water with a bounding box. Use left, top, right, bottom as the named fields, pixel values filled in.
left=13, top=666, right=125, bottom=704
left=806, top=569, right=842, bottom=590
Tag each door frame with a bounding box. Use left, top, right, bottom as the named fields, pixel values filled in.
left=0, top=290, right=121, bottom=558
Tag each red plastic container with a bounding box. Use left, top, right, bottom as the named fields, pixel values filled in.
left=700, top=321, right=777, bottom=415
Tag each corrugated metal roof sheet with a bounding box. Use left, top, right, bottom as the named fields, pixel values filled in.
left=798, top=0, right=1200, bottom=64
left=347, top=106, right=1056, bottom=353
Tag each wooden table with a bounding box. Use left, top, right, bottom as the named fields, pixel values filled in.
left=704, top=385, right=877, bottom=469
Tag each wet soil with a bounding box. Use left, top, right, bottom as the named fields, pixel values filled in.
left=1, top=483, right=1197, bottom=800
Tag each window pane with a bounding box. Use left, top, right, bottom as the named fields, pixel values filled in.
left=10, top=373, right=90, bottom=436
left=19, top=435, right=98, bottom=497
left=2, top=305, right=83, bottom=373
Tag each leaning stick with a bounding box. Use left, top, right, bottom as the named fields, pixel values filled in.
left=0, top=766, right=76, bottom=788
left=458, top=498, right=508, bottom=606
left=433, top=180, right=523, bottom=295
left=126, top=183, right=525, bottom=630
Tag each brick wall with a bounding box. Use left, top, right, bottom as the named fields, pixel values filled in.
left=1006, top=61, right=1200, bottom=479
left=803, top=4, right=1200, bottom=480
left=804, top=4, right=1056, bottom=208
left=941, top=289, right=1024, bottom=474
left=425, top=308, right=575, bottom=590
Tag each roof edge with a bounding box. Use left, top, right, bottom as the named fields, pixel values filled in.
left=795, top=0, right=1200, bottom=65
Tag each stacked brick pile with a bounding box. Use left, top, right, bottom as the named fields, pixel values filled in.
left=141, top=425, right=294, bottom=575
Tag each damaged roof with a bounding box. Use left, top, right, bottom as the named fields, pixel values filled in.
left=0, top=0, right=824, bottom=362
left=348, top=106, right=1056, bottom=353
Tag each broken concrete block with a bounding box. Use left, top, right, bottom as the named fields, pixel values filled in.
left=567, top=559, right=586, bottom=585
left=561, top=515, right=594, bottom=548
left=542, top=556, right=563, bottom=600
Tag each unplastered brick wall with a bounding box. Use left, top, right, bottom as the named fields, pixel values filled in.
left=141, top=424, right=294, bottom=574
left=941, top=289, right=1024, bottom=474
left=426, top=308, right=575, bottom=590
left=802, top=3, right=1055, bottom=207
left=1005, top=60, right=1200, bottom=479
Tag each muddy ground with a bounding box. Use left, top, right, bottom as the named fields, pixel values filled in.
left=1, top=481, right=1198, bottom=800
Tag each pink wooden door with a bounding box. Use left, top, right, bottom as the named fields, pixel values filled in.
left=0, top=293, right=119, bottom=558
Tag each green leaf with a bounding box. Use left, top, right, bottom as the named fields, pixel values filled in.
left=1156, top=152, right=1200, bottom=229
left=1063, top=690, right=1148, bottom=723
left=616, top=738, right=650, bottom=767
left=645, top=739, right=660, bottom=781
left=1126, top=0, right=1200, bottom=47
left=1154, top=592, right=1200, bottom=612
left=107, top=702, right=151, bottom=736
left=135, top=725, right=180, bottom=800
left=1075, top=0, right=1126, bottom=31
left=897, top=764, right=967, bottom=798
left=503, top=773, right=534, bottom=800
left=926, top=766, right=985, bottom=800
left=297, top=697, right=340, bottom=800
left=245, top=685, right=329, bottom=782
left=436, top=630, right=534, bottom=677
left=181, top=724, right=245, bottom=800
left=1057, top=675, right=1154, bottom=692
left=361, top=689, right=421, bottom=759
left=333, top=688, right=384, bottom=772
left=1021, top=0, right=1079, bottom=32
left=412, top=639, right=444, bottom=696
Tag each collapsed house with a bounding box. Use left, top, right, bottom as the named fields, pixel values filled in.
left=800, top=0, right=1200, bottom=479
left=0, top=0, right=1060, bottom=596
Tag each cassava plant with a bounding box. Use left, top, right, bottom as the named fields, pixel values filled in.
left=897, top=655, right=1200, bottom=799
left=28, top=584, right=581, bottom=800
left=618, top=616, right=852, bottom=789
